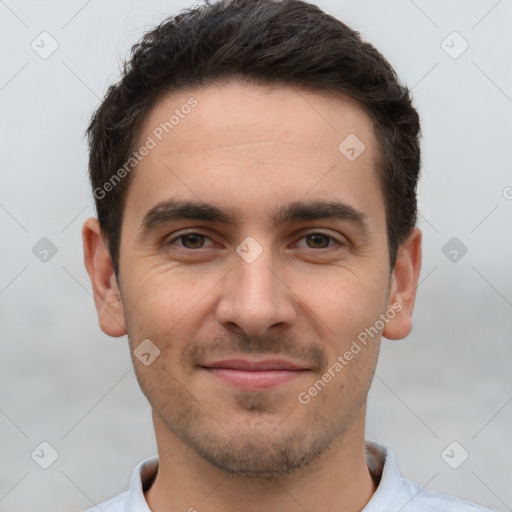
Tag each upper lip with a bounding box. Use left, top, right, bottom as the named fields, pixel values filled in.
left=201, top=358, right=307, bottom=371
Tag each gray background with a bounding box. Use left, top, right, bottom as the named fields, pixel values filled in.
left=1, top=0, right=511, bottom=510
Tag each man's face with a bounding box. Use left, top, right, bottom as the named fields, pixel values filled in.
left=113, top=82, right=396, bottom=475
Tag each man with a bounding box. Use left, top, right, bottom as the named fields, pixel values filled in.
left=81, top=0, right=494, bottom=510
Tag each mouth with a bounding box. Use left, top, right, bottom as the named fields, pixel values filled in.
left=199, top=357, right=309, bottom=390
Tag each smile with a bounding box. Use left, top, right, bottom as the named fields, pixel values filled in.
left=200, top=358, right=309, bottom=390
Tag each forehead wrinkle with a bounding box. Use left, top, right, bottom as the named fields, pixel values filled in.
left=169, top=139, right=324, bottom=156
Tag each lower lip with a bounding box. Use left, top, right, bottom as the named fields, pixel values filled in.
left=202, top=367, right=307, bottom=389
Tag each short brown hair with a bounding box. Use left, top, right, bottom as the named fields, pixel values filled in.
left=86, top=0, right=421, bottom=278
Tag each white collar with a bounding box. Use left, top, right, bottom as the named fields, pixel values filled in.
left=111, top=438, right=492, bottom=511
left=124, top=438, right=402, bottom=511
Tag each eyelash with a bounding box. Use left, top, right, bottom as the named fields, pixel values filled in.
left=166, top=230, right=345, bottom=251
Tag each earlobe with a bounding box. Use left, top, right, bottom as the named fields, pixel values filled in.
left=382, top=227, right=422, bottom=341
left=82, top=217, right=127, bottom=337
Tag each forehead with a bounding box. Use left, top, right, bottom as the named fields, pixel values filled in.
left=123, top=82, right=384, bottom=232
left=138, top=82, right=376, bottom=158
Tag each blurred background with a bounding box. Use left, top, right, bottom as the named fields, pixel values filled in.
left=0, top=0, right=511, bottom=510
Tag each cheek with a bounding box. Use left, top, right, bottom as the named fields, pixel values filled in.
left=296, top=269, right=387, bottom=343
left=122, top=270, right=217, bottom=362
left=123, top=266, right=199, bottom=324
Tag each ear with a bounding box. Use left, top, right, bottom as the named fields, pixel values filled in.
left=82, top=217, right=127, bottom=337
left=382, top=227, right=422, bottom=340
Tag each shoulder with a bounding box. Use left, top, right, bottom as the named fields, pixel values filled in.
left=364, top=439, right=495, bottom=512
left=399, top=477, right=496, bottom=512
left=80, top=455, right=157, bottom=512
left=82, top=491, right=128, bottom=512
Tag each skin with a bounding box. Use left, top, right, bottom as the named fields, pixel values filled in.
left=83, top=81, right=422, bottom=512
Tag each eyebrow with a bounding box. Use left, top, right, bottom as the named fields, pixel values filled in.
left=139, top=198, right=370, bottom=237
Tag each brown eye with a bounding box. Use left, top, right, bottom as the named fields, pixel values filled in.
left=181, top=234, right=205, bottom=249
left=293, top=231, right=345, bottom=252
left=305, top=233, right=332, bottom=249
left=167, top=232, right=214, bottom=250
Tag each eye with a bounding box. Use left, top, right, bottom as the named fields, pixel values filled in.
left=167, top=232, right=214, bottom=249
left=165, top=230, right=345, bottom=252
left=295, top=232, right=344, bottom=250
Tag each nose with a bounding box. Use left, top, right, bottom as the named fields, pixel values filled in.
left=215, top=245, right=297, bottom=336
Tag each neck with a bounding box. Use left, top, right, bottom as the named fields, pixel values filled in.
left=145, top=409, right=377, bottom=512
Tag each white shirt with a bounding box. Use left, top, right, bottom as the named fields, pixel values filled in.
left=84, top=439, right=495, bottom=512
